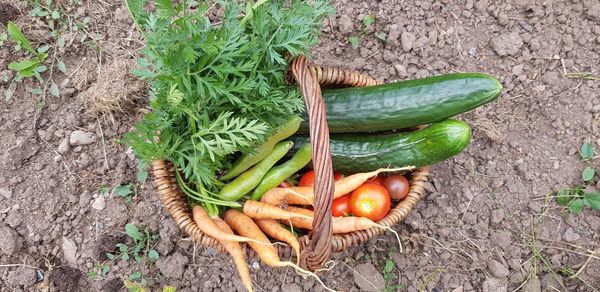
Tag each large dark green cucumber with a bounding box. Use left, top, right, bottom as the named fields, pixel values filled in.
left=299, top=73, right=501, bottom=133
left=291, top=119, right=471, bottom=173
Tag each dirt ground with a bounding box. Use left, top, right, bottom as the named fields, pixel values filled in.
left=1, top=0, right=600, bottom=291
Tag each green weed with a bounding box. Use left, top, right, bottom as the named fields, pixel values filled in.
left=555, top=142, right=599, bottom=214
left=348, top=14, right=387, bottom=49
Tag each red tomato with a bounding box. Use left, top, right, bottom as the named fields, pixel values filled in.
left=367, top=176, right=384, bottom=185
left=331, top=194, right=352, bottom=217
left=278, top=181, right=292, bottom=188
left=299, top=170, right=315, bottom=187
left=301, top=171, right=344, bottom=187
left=383, top=175, right=410, bottom=200
left=349, top=183, right=391, bottom=221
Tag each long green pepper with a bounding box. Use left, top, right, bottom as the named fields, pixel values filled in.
left=250, top=143, right=311, bottom=200
left=218, top=141, right=294, bottom=201
left=220, top=115, right=302, bottom=181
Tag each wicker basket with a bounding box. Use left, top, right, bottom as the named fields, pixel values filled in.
left=152, top=56, right=430, bottom=271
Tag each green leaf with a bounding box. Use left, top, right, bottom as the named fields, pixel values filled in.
left=7, top=22, right=36, bottom=55
left=582, top=167, right=595, bottom=182
left=101, top=264, right=110, bottom=275
left=148, top=249, right=160, bottom=261
left=37, top=44, right=51, bottom=54
left=57, top=60, right=67, bottom=73
left=122, top=253, right=130, bottom=261
left=362, top=15, right=375, bottom=28
left=52, top=10, right=61, bottom=19
left=116, top=243, right=129, bottom=253
left=125, top=223, right=142, bottom=242
left=130, top=271, right=142, bottom=280
left=0, top=33, right=8, bottom=46
left=383, top=259, right=394, bottom=273
left=57, top=36, right=65, bottom=48
left=569, top=199, right=584, bottom=214
left=50, top=81, right=60, bottom=97
left=137, top=170, right=148, bottom=183
left=556, top=189, right=574, bottom=206
left=584, top=192, right=600, bottom=211
left=349, top=36, right=360, bottom=49
left=114, top=184, right=133, bottom=196
left=8, top=59, right=39, bottom=71
left=29, top=88, right=43, bottom=95
left=106, top=253, right=116, bottom=260
left=580, top=143, right=594, bottom=160
left=4, top=88, right=14, bottom=100
left=155, top=0, right=176, bottom=19
left=375, top=32, right=387, bottom=42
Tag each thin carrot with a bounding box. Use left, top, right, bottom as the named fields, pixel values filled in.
left=262, top=167, right=415, bottom=205
left=254, top=219, right=301, bottom=265
left=242, top=200, right=313, bottom=220
left=284, top=206, right=404, bottom=252
left=212, top=217, right=253, bottom=292
left=192, top=205, right=260, bottom=244
left=223, top=209, right=334, bottom=292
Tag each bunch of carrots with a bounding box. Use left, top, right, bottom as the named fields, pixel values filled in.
left=182, top=158, right=412, bottom=292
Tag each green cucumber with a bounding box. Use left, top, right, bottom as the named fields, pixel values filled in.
left=291, top=119, right=471, bottom=173
left=299, top=73, right=501, bottom=133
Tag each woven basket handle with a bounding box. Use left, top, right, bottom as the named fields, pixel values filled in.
left=290, top=55, right=334, bottom=270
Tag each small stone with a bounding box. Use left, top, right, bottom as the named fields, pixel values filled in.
left=490, top=31, right=523, bottom=56
left=280, top=283, right=302, bottom=292
left=0, top=187, right=13, bottom=199
left=497, top=12, right=509, bottom=25
left=512, top=64, right=524, bottom=76
left=490, top=209, right=505, bottom=224
left=394, top=64, right=407, bottom=77
left=518, top=20, right=534, bottom=32
left=542, top=273, right=563, bottom=290
left=352, top=263, right=386, bottom=291
left=482, top=277, right=507, bottom=292
left=57, top=137, right=71, bottom=155
left=586, top=4, right=600, bottom=23
left=474, top=0, right=488, bottom=12
left=91, top=196, right=106, bottom=210
left=0, top=225, right=22, bottom=255
left=62, top=236, right=79, bottom=266
left=488, top=259, right=510, bottom=278
left=252, top=261, right=260, bottom=270
left=563, top=227, right=580, bottom=242
left=401, top=31, right=416, bottom=52
left=524, top=274, right=541, bottom=292
left=387, top=24, right=401, bottom=43
left=69, top=130, right=96, bottom=146
left=337, top=15, right=353, bottom=34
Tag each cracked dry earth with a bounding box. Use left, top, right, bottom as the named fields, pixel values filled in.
left=1, top=0, right=600, bottom=291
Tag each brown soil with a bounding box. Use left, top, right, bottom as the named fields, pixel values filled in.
left=1, top=0, right=599, bottom=291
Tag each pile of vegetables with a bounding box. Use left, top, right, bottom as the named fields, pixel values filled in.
left=124, top=1, right=503, bottom=291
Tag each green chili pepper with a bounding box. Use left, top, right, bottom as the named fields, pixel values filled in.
left=220, top=115, right=302, bottom=181
left=250, top=143, right=311, bottom=200
left=219, top=141, right=294, bottom=201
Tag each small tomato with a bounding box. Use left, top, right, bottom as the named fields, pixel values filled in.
left=332, top=194, right=352, bottom=217
left=349, top=183, right=391, bottom=221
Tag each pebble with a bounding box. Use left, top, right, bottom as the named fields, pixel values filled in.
left=518, top=20, right=534, bottom=32
left=487, top=259, right=510, bottom=277
left=62, top=236, right=79, bottom=266
left=6, top=267, right=37, bottom=287
left=337, top=15, right=353, bottom=34
left=563, top=227, right=580, bottom=242
left=252, top=261, right=260, bottom=270
left=0, top=225, right=22, bottom=255
left=352, top=263, right=386, bottom=291
left=490, top=209, right=504, bottom=224
left=280, top=283, right=302, bottom=292
left=482, top=277, right=507, bottom=292
left=387, top=24, right=401, bottom=43
left=586, top=4, right=600, bottom=23
left=401, top=31, right=416, bottom=52
left=394, top=64, right=408, bottom=77
left=541, top=273, right=563, bottom=290
left=512, top=64, right=524, bottom=76
left=91, top=196, right=106, bottom=210
left=0, top=187, right=13, bottom=199
left=490, top=31, right=523, bottom=56
left=69, top=130, right=96, bottom=146
left=57, top=137, right=71, bottom=155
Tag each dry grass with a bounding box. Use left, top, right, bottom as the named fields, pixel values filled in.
left=79, top=58, right=147, bottom=122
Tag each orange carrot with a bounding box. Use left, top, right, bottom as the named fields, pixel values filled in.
left=254, top=219, right=301, bottom=265
left=224, top=209, right=334, bottom=292
left=192, top=205, right=258, bottom=243
left=262, top=167, right=414, bottom=206
left=212, top=217, right=253, bottom=292
left=243, top=200, right=313, bottom=220
left=284, top=207, right=404, bottom=252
